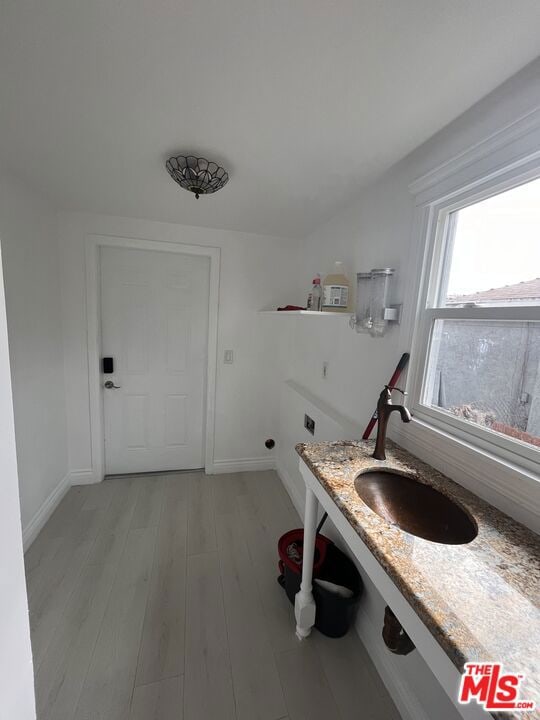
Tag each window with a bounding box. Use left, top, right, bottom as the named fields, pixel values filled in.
left=412, top=174, right=540, bottom=469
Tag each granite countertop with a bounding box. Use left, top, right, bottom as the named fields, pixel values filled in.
left=296, top=439, right=540, bottom=720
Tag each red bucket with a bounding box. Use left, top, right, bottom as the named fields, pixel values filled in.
left=277, top=528, right=331, bottom=577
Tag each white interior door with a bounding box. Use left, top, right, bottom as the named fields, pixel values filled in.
left=100, top=246, right=210, bottom=475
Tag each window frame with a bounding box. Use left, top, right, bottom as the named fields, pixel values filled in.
left=408, top=164, right=540, bottom=476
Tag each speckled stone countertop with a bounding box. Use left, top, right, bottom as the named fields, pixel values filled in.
left=296, top=439, right=540, bottom=720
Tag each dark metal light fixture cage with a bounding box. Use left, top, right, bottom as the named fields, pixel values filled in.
left=166, top=155, right=229, bottom=199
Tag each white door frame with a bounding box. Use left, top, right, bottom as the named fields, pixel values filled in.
left=85, top=234, right=220, bottom=481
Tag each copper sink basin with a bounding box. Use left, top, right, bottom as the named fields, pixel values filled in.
left=354, top=470, right=478, bottom=545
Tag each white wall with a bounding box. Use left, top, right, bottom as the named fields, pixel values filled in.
left=0, top=168, right=69, bottom=543
left=57, top=211, right=303, bottom=480
left=281, top=57, right=540, bottom=530
left=0, top=242, right=36, bottom=719
left=295, top=58, right=540, bottom=422
left=275, top=59, right=540, bottom=720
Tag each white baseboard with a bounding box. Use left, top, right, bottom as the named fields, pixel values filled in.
left=69, top=469, right=98, bottom=485
left=23, top=472, right=72, bottom=551
left=208, top=456, right=275, bottom=474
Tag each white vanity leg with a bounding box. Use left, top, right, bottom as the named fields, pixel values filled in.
left=295, top=486, right=318, bottom=640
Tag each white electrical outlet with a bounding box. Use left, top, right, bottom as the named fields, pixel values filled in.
left=224, top=350, right=234, bottom=364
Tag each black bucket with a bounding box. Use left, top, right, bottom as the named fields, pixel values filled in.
left=279, top=538, right=362, bottom=638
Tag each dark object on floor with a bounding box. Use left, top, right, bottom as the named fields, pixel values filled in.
left=277, top=528, right=362, bottom=638
left=382, top=606, right=415, bottom=655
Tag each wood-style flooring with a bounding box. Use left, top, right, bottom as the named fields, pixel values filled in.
left=25, top=470, right=401, bottom=720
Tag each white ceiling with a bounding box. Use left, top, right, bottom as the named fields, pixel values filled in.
left=0, top=1, right=539, bottom=238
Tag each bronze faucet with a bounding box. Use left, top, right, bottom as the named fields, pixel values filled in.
left=373, top=385, right=412, bottom=460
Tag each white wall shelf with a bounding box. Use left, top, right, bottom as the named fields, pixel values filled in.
left=258, top=310, right=350, bottom=317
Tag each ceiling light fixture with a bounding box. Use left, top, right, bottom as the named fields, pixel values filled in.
left=166, top=154, right=229, bottom=199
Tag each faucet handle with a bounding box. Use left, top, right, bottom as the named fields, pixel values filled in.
left=385, top=385, right=407, bottom=396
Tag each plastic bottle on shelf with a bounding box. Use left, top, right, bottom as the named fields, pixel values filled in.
left=306, top=274, right=323, bottom=311
left=322, top=261, right=350, bottom=313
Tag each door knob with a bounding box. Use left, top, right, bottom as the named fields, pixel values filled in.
left=104, top=380, right=121, bottom=389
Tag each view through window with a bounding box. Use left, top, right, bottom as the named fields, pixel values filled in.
left=422, top=177, right=540, bottom=452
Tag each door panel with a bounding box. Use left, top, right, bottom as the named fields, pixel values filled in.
left=100, top=247, right=209, bottom=474
left=124, top=395, right=148, bottom=449
left=166, top=306, right=190, bottom=373
left=165, top=395, right=187, bottom=446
